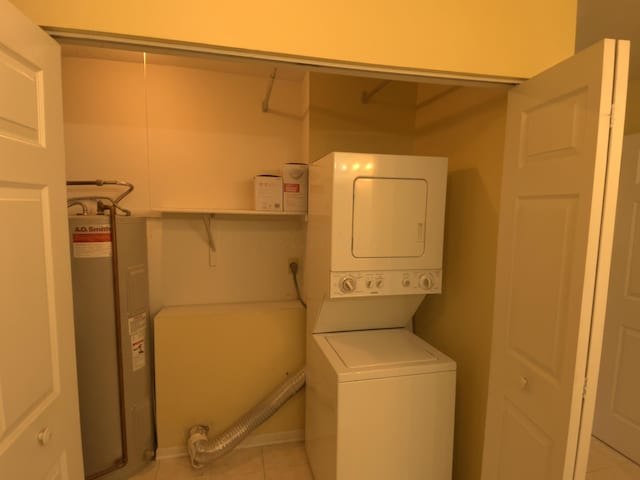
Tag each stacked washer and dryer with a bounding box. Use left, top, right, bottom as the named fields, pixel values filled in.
left=304, top=152, right=456, bottom=480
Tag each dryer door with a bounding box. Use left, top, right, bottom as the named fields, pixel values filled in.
left=352, top=177, right=427, bottom=258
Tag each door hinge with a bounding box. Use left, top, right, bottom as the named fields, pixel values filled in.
left=610, top=103, right=616, bottom=128
left=582, top=377, right=588, bottom=399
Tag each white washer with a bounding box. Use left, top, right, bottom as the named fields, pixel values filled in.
left=306, top=328, right=456, bottom=480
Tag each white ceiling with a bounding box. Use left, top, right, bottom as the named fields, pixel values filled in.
left=576, top=0, right=640, bottom=79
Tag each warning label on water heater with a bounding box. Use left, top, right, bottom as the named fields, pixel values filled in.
left=130, top=332, right=146, bottom=371
left=72, top=224, right=112, bottom=258
left=129, top=312, right=147, bottom=371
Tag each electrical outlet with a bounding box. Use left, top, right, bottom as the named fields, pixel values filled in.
left=288, top=257, right=301, bottom=275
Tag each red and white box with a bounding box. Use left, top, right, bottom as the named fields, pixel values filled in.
left=282, top=163, right=308, bottom=212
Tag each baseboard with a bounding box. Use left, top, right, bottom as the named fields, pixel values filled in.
left=237, top=429, right=304, bottom=449
left=155, top=429, right=305, bottom=460
left=156, top=445, right=187, bottom=459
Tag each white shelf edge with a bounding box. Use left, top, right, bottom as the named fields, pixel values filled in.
left=152, top=207, right=306, bottom=216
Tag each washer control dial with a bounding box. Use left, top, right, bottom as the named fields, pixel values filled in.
left=339, top=276, right=357, bottom=294
left=419, top=273, right=434, bottom=290
left=331, top=270, right=440, bottom=297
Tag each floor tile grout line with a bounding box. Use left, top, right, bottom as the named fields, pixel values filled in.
left=129, top=441, right=314, bottom=480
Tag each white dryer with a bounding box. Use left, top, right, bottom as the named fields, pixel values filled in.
left=304, top=152, right=455, bottom=480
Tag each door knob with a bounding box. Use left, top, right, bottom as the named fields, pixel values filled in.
left=37, top=427, right=52, bottom=446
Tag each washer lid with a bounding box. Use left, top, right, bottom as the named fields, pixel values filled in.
left=317, top=329, right=455, bottom=382
left=326, top=329, right=436, bottom=368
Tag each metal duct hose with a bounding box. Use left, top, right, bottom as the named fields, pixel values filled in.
left=187, top=367, right=305, bottom=468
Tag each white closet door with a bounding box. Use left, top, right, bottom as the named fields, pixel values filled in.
left=593, top=133, right=640, bottom=464
left=481, top=39, right=628, bottom=480
left=0, top=2, right=84, bottom=479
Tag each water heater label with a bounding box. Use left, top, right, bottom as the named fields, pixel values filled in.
left=128, top=312, right=147, bottom=335
left=72, top=224, right=112, bottom=258
left=128, top=312, right=147, bottom=371
left=131, top=332, right=146, bottom=371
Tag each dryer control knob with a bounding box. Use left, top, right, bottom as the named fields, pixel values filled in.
left=419, top=273, right=434, bottom=290
left=402, top=278, right=411, bottom=288
left=339, top=276, right=357, bottom=294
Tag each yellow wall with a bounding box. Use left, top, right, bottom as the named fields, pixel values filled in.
left=61, top=49, right=309, bottom=451
left=306, top=76, right=509, bottom=480
left=413, top=84, right=508, bottom=480
left=62, top=51, right=150, bottom=213
left=11, top=0, right=576, bottom=79
left=308, top=73, right=417, bottom=161
left=154, top=302, right=306, bottom=450
left=62, top=48, right=306, bottom=213
left=61, top=49, right=308, bottom=312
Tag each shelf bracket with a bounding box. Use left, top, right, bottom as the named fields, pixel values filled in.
left=262, top=68, right=278, bottom=112
left=202, top=214, right=217, bottom=267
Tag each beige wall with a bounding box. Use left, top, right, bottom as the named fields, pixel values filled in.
left=62, top=51, right=307, bottom=314
left=63, top=52, right=150, bottom=213
left=306, top=75, right=510, bottom=480
left=308, top=72, right=417, bottom=161
left=62, top=51, right=309, bottom=449
left=413, top=84, right=508, bottom=480
left=625, top=78, right=640, bottom=134
left=154, top=302, right=305, bottom=450
left=144, top=55, right=305, bottom=211
left=11, top=0, right=576, bottom=79
left=62, top=44, right=517, bottom=469
left=63, top=49, right=306, bottom=214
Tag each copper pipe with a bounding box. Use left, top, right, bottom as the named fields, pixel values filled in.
left=66, top=180, right=134, bottom=216
left=85, top=204, right=128, bottom=480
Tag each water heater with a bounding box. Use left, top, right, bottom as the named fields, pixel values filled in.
left=68, top=215, right=155, bottom=480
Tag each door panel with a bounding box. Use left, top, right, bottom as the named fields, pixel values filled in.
left=508, top=195, right=577, bottom=378
left=593, top=133, right=640, bottom=464
left=42, top=452, right=70, bottom=480
left=482, top=39, right=629, bottom=480
left=499, top=402, right=552, bottom=480
left=0, top=1, right=84, bottom=479
left=0, top=189, right=56, bottom=438
left=627, top=202, right=640, bottom=296
left=0, top=42, right=42, bottom=143
left=520, top=89, right=586, bottom=164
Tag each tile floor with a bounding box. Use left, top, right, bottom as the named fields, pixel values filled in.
left=129, top=442, right=313, bottom=480
left=588, top=437, right=640, bottom=480
left=129, top=435, right=639, bottom=480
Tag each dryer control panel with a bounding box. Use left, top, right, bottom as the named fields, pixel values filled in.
left=330, top=270, right=441, bottom=298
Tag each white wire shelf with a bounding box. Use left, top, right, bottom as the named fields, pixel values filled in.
left=152, top=207, right=306, bottom=216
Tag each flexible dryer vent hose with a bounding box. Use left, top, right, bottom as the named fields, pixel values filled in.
left=187, top=367, right=305, bottom=468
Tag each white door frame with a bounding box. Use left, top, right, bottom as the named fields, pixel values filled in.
left=574, top=50, right=632, bottom=476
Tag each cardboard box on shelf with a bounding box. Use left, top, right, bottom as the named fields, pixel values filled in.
left=282, top=163, right=308, bottom=212
left=254, top=175, right=283, bottom=211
